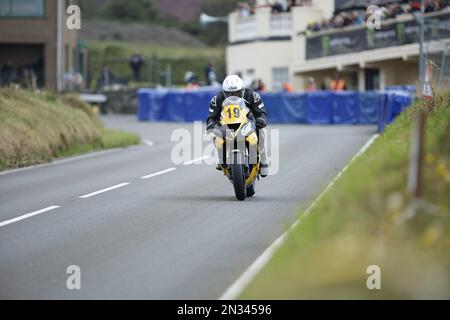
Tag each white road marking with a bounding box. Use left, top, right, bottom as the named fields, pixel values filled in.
left=79, top=183, right=130, bottom=199
left=0, top=149, right=123, bottom=177
left=1, top=145, right=212, bottom=227
left=219, top=134, right=380, bottom=300
left=143, top=139, right=154, bottom=147
left=0, top=206, right=61, bottom=228
left=141, top=168, right=176, bottom=179
left=183, top=155, right=211, bottom=166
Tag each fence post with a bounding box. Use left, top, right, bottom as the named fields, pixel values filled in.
left=153, top=54, right=160, bottom=86
left=438, top=43, right=449, bottom=87
left=147, top=56, right=153, bottom=85
left=166, top=64, right=172, bottom=87
left=408, top=61, right=434, bottom=199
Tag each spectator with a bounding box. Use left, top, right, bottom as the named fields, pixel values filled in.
left=411, top=1, right=422, bottom=12
left=187, top=82, right=200, bottom=90
left=342, top=12, right=353, bottom=27
left=288, top=0, right=312, bottom=11
left=329, top=72, right=346, bottom=91
left=391, top=4, right=406, bottom=16
left=31, top=58, right=44, bottom=88
left=288, top=0, right=296, bottom=11
left=283, top=81, right=294, bottom=93
left=351, top=11, right=364, bottom=26
left=184, top=71, right=200, bottom=90
left=321, top=18, right=331, bottom=30
left=98, top=64, right=115, bottom=90
left=256, top=79, right=267, bottom=92
left=204, top=62, right=217, bottom=86
left=1, top=61, right=14, bottom=87
left=271, top=1, right=284, bottom=14
left=129, top=53, right=144, bottom=82
left=237, top=2, right=252, bottom=17
left=17, top=65, right=35, bottom=89
left=402, top=3, right=413, bottom=13
left=306, top=0, right=448, bottom=34
left=184, top=71, right=195, bottom=83
left=333, top=15, right=345, bottom=29
left=306, top=77, right=316, bottom=92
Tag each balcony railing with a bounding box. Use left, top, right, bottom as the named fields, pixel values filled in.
left=235, top=16, right=257, bottom=42
left=305, top=10, right=450, bottom=60
left=229, top=8, right=294, bottom=43
left=270, top=13, right=292, bottom=35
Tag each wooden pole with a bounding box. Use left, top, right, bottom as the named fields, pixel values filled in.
left=409, top=60, right=434, bottom=199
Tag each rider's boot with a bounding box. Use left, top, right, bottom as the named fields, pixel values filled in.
left=258, top=130, right=269, bottom=178
left=214, top=137, right=226, bottom=171
left=260, top=163, right=269, bottom=177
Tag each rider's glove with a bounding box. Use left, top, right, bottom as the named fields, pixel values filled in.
left=206, top=121, right=217, bottom=131
left=255, top=117, right=267, bottom=128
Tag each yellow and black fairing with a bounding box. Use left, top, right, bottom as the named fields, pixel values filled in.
left=213, top=97, right=261, bottom=187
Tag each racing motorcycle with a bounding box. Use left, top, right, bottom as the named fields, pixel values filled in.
left=207, top=97, right=261, bottom=201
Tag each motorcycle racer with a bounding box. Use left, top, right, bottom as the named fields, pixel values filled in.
left=207, top=75, right=269, bottom=177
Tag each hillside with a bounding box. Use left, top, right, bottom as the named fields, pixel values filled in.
left=152, top=0, right=203, bottom=22
left=0, top=90, right=139, bottom=171
left=80, top=20, right=206, bottom=47
left=79, top=0, right=203, bottom=22
left=78, top=0, right=245, bottom=45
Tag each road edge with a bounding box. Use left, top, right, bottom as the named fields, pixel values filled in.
left=219, top=133, right=380, bottom=300
left=0, top=147, right=130, bottom=177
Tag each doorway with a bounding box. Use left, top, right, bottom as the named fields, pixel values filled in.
left=365, top=68, right=380, bottom=91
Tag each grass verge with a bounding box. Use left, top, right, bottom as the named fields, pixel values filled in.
left=0, top=89, right=140, bottom=171
left=241, top=93, right=450, bottom=299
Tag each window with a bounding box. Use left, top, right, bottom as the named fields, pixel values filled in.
left=272, top=67, right=289, bottom=91
left=0, top=1, right=9, bottom=14
left=0, top=0, right=45, bottom=17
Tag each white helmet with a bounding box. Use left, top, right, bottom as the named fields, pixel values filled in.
left=222, top=75, right=245, bottom=98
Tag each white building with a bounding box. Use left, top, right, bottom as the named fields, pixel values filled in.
left=227, top=0, right=450, bottom=91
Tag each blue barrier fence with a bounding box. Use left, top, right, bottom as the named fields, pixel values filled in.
left=137, top=88, right=414, bottom=132
left=385, top=85, right=417, bottom=96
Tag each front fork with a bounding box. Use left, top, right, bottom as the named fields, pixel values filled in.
left=214, top=131, right=260, bottom=167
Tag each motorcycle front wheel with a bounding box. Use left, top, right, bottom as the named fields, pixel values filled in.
left=232, top=153, right=246, bottom=201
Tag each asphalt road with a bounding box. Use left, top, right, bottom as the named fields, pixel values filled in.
left=0, top=115, right=376, bottom=299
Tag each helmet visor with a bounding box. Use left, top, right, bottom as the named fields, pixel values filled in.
left=223, top=89, right=244, bottom=98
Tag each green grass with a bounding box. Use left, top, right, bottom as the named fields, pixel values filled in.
left=87, top=41, right=226, bottom=88
left=0, top=89, right=140, bottom=171
left=241, top=93, right=450, bottom=300
left=88, top=41, right=224, bottom=59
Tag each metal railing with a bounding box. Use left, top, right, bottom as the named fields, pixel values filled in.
left=232, top=12, right=293, bottom=42
left=235, top=16, right=257, bottom=42
left=270, top=13, right=292, bottom=35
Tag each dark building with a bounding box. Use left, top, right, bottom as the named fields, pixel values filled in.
left=0, top=0, right=85, bottom=90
